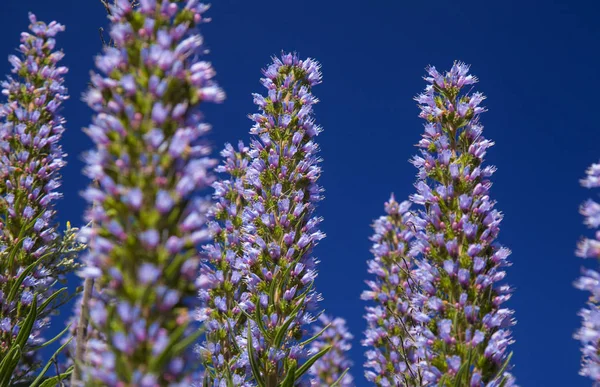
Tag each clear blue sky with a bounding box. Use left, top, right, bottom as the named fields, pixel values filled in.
left=1, top=1, right=598, bottom=385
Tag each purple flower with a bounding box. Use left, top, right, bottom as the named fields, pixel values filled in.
left=138, top=263, right=160, bottom=284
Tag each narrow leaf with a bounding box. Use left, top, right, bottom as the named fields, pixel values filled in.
left=273, top=295, right=306, bottom=348
left=30, top=338, right=73, bottom=387
left=299, top=322, right=331, bottom=347
left=330, top=368, right=350, bottom=387
left=7, top=256, right=44, bottom=303
left=0, top=346, right=21, bottom=387
left=38, top=367, right=74, bottom=387
left=295, top=345, right=331, bottom=380
left=37, top=287, right=67, bottom=314
left=280, top=361, right=297, bottom=387
left=30, top=322, right=71, bottom=351
left=15, top=296, right=38, bottom=349
left=247, top=323, right=266, bottom=387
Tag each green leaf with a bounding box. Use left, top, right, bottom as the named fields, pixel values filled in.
left=37, top=367, right=74, bottom=387
left=247, top=323, right=266, bottom=387
left=29, top=338, right=73, bottom=387
left=254, top=301, right=271, bottom=341
left=0, top=346, right=21, bottom=387
left=454, top=348, right=473, bottom=386
left=331, top=368, right=350, bottom=387
left=495, top=351, right=514, bottom=383
left=299, top=322, right=331, bottom=347
left=226, top=317, right=243, bottom=355
left=295, top=345, right=331, bottom=380
left=7, top=256, right=44, bottom=303
left=37, top=287, right=67, bottom=314
left=15, top=296, right=38, bottom=349
left=171, top=327, right=203, bottom=355
left=280, top=360, right=297, bottom=387
left=273, top=295, right=306, bottom=348
left=30, top=322, right=71, bottom=351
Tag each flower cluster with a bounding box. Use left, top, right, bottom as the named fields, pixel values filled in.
left=408, top=62, right=516, bottom=386
left=574, top=162, right=600, bottom=382
left=78, top=0, right=223, bottom=385
left=309, top=315, right=354, bottom=386
left=0, top=14, right=78, bottom=382
left=198, top=53, right=326, bottom=386
left=361, top=195, right=426, bottom=386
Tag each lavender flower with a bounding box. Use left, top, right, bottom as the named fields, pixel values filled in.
left=198, top=53, right=327, bottom=386
left=362, top=195, right=426, bottom=386
left=0, top=14, right=78, bottom=382
left=309, top=315, right=354, bottom=386
left=574, top=162, right=600, bottom=382
left=78, top=0, right=223, bottom=384
left=408, top=62, right=516, bottom=386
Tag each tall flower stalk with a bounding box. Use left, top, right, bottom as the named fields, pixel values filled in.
left=574, top=162, right=600, bottom=382
left=409, top=63, right=516, bottom=386
left=78, top=0, right=223, bottom=384
left=197, top=141, right=251, bottom=385
left=362, top=195, right=425, bottom=386
left=198, top=53, right=328, bottom=386
left=0, top=14, right=79, bottom=382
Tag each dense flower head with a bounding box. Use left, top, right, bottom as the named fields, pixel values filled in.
left=361, top=195, right=427, bottom=386
left=0, top=13, right=78, bottom=381
left=78, top=0, right=223, bottom=385
left=197, top=52, right=326, bottom=386
left=574, top=161, right=600, bottom=382
left=309, top=315, right=354, bottom=386
left=408, top=62, right=516, bottom=386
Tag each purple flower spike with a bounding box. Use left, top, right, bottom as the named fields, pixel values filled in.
left=362, top=195, right=427, bottom=385
left=0, top=14, right=80, bottom=382
left=78, top=1, right=223, bottom=385
left=403, top=62, right=516, bottom=385
left=197, top=53, right=325, bottom=385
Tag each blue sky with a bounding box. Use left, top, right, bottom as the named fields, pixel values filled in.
left=1, top=0, right=598, bottom=385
